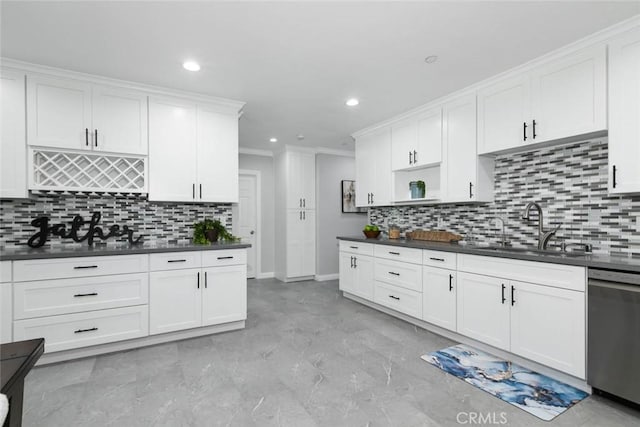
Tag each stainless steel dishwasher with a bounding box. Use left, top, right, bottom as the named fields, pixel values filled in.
left=588, top=268, right=640, bottom=405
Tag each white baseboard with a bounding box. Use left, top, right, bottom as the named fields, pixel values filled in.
left=256, top=272, right=274, bottom=279
left=315, top=273, right=339, bottom=282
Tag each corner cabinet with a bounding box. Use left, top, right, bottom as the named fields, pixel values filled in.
left=355, top=127, right=392, bottom=207
left=1, top=69, right=27, bottom=198
left=148, top=97, right=241, bottom=203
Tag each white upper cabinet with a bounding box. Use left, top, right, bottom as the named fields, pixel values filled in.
left=355, top=132, right=376, bottom=207
left=391, top=119, right=416, bottom=171
left=530, top=44, right=607, bottom=143
left=285, top=151, right=316, bottom=209
left=1, top=69, right=27, bottom=198
left=391, top=108, right=442, bottom=171
left=355, top=127, right=392, bottom=207
left=608, top=27, right=640, bottom=194
left=92, top=85, right=148, bottom=155
left=27, top=75, right=92, bottom=150
left=478, top=75, right=531, bottom=154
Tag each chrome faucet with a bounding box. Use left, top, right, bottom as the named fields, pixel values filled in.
left=491, top=217, right=511, bottom=247
left=521, top=202, right=560, bottom=250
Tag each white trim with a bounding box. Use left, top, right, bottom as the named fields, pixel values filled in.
left=236, top=170, right=262, bottom=279
left=352, top=14, right=640, bottom=138
left=315, top=273, right=339, bottom=282
left=37, top=320, right=245, bottom=365
left=315, top=147, right=355, bottom=157
left=239, top=147, right=274, bottom=157
left=256, top=272, right=275, bottom=279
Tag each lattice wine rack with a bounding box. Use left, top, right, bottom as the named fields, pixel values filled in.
left=30, top=149, right=147, bottom=194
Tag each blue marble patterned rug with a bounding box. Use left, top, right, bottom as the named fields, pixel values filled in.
left=422, top=344, right=589, bottom=421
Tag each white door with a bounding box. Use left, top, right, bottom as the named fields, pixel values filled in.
left=423, top=266, right=456, bottom=331
left=443, top=94, right=477, bottom=202
left=148, top=97, right=197, bottom=202
left=355, top=136, right=375, bottom=207
left=372, top=127, right=392, bottom=206
left=391, top=119, right=417, bottom=171
left=477, top=75, right=531, bottom=154
left=286, top=210, right=303, bottom=278
left=92, top=85, right=148, bottom=155
left=353, top=254, right=374, bottom=301
left=27, top=75, right=92, bottom=150
left=149, top=269, right=202, bottom=334
left=456, top=272, right=510, bottom=351
left=1, top=69, right=27, bottom=198
left=300, top=209, right=316, bottom=277
left=202, top=265, right=247, bottom=326
left=510, top=281, right=585, bottom=378
left=416, top=107, right=442, bottom=166
left=609, top=28, right=640, bottom=194
left=238, top=174, right=258, bottom=278
left=339, top=252, right=356, bottom=294
left=530, top=44, right=607, bottom=143
left=197, top=106, right=239, bottom=202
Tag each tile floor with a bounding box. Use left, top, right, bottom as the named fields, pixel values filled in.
left=23, top=278, right=640, bottom=426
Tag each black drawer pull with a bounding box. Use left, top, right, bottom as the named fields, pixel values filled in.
left=205, top=271, right=208, bottom=288
left=389, top=295, right=400, bottom=300
left=511, top=285, right=516, bottom=306
left=429, top=257, right=445, bottom=262
left=167, top=259, right=187, bottom=263
left=501, top=284, right=506, bottom=304
left=217, top=256, right=234, bottom=260
left=74, top=292, right=98, bottom=297
left=389, top=251, right=400, bottom=255
left=350, top=246, right=359, bottom=249
left=74, top=265, right=98, bottom=269
left=388, top=271, right=400, bottom=276
left=74, top=327, right=98, bottom=334
left=449, top=274, right=453, bottom=291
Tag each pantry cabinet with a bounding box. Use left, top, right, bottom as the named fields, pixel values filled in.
left=1, top=69, right=27, bottom=198
left=355, top=127, right=392, bottom=207
left=285, top=209, right=316, bottom=278
left=285, top=150, right=316, bottom=209
left=608, top=27, right=640, bottom=194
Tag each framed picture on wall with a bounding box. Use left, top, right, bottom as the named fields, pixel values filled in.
left=341, top=180, right=365, bottom=213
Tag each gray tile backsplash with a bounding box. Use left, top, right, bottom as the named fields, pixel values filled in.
left=369, top=138, right=640, bottom=256
left=0, top=193, right=232, bottom=249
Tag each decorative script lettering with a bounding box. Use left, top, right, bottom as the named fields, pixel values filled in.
left=27, top=212, right=144, bottom=248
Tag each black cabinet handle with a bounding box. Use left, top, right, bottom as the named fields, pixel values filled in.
left=167, top=259, right=187, bottom=263
left=389, top=251, right=400, bottom=255
left=192, top=183, right=195, bottom=199
left=532, top=119, right=537, bottom=139
left=217, top=256, right=234, bottom=260
left=511, top=285, right=516, bottom=306
left=303, top=198, right=306, bottom=208
left=349, top=246, right=359, bottom=250
left=388, top=271, right=400, bottom=276
left=350, top=256, right=354, bottom=268
left=74, top=327, right=98, bottom=334
left=303, top=211, right=306, bottom=220
left=409, top=151, right=413, bottom=165
left=74, top=265, right=98, bottom=269
left=613, top=165, right=617, bottom=188
left=299, top=198, right=302, bottom=207
left=469, top=182, right=473, bottom=199
left=449, top=274, right=453, bottom=291
left=85, top=128, right=89, bottom=146
left=429, top=257, right=445, bottom=262
left=414, top=150, right=417, bottom=164
left=353, top=257, right=357, bottom=268
left=501, top=284, right=506, bottom=304
left=523, top=122, right=528, bottom=141
left=199, top=184, right=202, bottom=199
left=197, top=272, right=200, bottom=289
left=205, top=271, right=208, bottom=288
left=300, top=211, right=302, bottom=220
left=94, top=129, right=98, bottom=147
left=367, top=193, right=371, bottom=204
left=74, top=292, right=98, bottom=297
left=389, top=295, right=400, bottom=300
left=371, top=193, right=374, bottom=204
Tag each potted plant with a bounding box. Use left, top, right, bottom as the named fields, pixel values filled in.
left=409, top=180, right=426, bottom=199
left=193, top=219, right=239, bottom=244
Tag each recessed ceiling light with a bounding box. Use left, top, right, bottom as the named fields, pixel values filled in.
left=269, top=137, right=278, bottom=143
left=345, top=98, right=359, bottom=107
left=424, top=55, right=438, bottom=64
left=183, top=61, right=201, bottom=72
left=297, top=134, right=305, bottom=140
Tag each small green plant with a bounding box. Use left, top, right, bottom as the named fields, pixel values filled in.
left=193, top=219, right=239, bottom=244
left=416, top=180, right=425, bottom=194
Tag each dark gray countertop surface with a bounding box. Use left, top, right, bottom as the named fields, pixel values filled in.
left=337, top=236, right=640, bottom=274
left=0, top=241, right=251, bottom=261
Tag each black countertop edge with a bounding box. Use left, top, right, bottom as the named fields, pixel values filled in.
left=0, top=242, right=251, bottom=261
left=337, top=236, right=640, bottom=274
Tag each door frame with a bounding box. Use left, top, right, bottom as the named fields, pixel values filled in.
left=234, top=169, right=261, bottom=279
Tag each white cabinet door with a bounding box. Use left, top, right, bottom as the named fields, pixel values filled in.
left=443, top=94, right=477, bottom=202
left=92, top=85, right=148, bottom=155
left=148, top=97, right=197, bottom=202
left=355, top=135, right=375, bottom=207
left=196, top=106, right=239, bottom=202
left=422, top=266, right=456, bottom=331
left=300, top=209, right=316, bottom=277
left=391, top=119, right=417, bottom=171
left=286, top=210, right=303, bottom=278
left=530, top=44, right=607, bottom=143
left=202, top=265, right=246, bottom=326
left=456, top=272, right=510, bottom=351
left=353, top=254, right=374, bottom=301
left=27, top=75, right=92, bottom=150
left=1, top=69, right=27, bottom=198
left=372, top=127, right=392, bottom=206
left=339, top=252, right=356, bottom=294
left=416, top=107, right=442, bottom=166
left=609, top=28, right=640, bottom=194
left=510, top=281, right=585, bottom=378
left=477, top=75, right=531, bottom=154
left=149, top=269, right=202, bottom=334
left=300, top=152, right=316, bottom=209
left=285, top=151, right=315, bottom=209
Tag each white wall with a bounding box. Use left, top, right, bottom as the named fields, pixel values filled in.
left=238, top=153, right=275, bottom=277
left=315, top=153, right=368, bottom=277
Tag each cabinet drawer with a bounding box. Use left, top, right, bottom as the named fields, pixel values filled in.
left=13, top=273, right=149, bottom=320
left=374, top=258, right=422, bottom=292
left=374, top=245, right=422, bottom=264
left=149, top=251, right=201, bottom=271
left=202, top=249, right=247, bottom=267
left=13, top=255, right=149, bottom=282
left=0, top=261, right=10, bottom=283
left=374, top=281, right=422, bottom=319
left=423, top=250, right=457, bottom=269
left=457, top=254, right=586, bottom=292
left=13, top=305, right=149, bottom=353
left=339, top=241, right=375, bottom=256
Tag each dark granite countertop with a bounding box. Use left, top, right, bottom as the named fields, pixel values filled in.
left=337, top=236, right=640, bottom=274
left=0, top=241, right=251, bottom=261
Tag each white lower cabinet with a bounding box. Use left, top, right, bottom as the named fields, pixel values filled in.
left=374, top=281, right=422, bottom=319
left=422, top=266, right=456, bottom=331
left=339, top=252, right=374, bottom=300
left=202, top=264, right=247, bottom=326
left=149, top=269, right=203, bottom=334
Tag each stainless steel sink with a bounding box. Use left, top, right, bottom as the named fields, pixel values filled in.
left=472, top=246, right=589, bottom=258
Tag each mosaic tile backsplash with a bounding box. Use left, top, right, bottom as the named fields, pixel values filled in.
left=370, top=138, right=640, bottom=256
left=0, top=194, right=232, bottom=249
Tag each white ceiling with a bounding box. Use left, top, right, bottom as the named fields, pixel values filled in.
left=2, top=1, right=639, bottom=151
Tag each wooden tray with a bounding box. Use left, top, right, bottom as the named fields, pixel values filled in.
left=406, top=230, right=463, bottom=243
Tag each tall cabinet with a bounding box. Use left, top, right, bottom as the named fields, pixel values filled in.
left=1, top=69, right=27, bottom=198
left=275, top=149, right=316, bottom=282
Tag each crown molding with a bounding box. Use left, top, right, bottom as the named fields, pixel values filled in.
left=239, top=147, right=273, bottom=157
left=315, top=147, right=355, bottom=157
